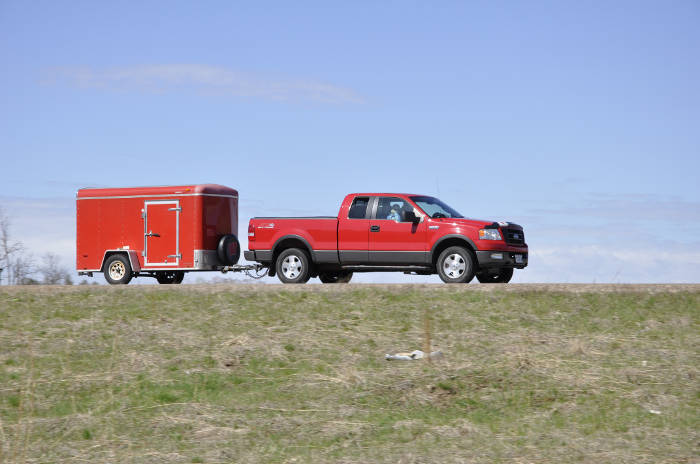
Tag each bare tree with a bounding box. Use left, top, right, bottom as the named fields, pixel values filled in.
left=0, top=206, right=72, bottom=285
left=0, top=206, right=45, bottom=285
left=11, top=252, right=36, bottom=285
left=39, top=252, right=73, bottom=285
left=0, top=206, right=25, bottom=285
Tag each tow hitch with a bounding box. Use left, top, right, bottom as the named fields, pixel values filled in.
left=219, top=263, right=268, bottom=279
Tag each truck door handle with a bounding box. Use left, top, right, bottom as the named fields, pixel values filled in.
left=145, top=231, right=160, bottom=237
left=370, top=225, right=380, bottom=232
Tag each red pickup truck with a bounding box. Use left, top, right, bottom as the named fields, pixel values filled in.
left=244, top=193, right=528, bottom=284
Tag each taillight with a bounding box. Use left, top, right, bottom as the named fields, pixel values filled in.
left=248, top=223, right=255, bottom=241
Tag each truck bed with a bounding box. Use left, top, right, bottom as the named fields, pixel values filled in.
left=249, top=217, right=339, bottom=254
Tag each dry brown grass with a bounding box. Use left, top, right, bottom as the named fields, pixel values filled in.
left=0, top=284, right=698, bottom=463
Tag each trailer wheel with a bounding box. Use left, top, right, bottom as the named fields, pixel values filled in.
left=476, top=268, right=513, bottom=283
left=104, top=254, right=132, bottom=285
left=436, top=246, right=475, bottom=284
left=319, top=271, right=353, bottom=283
left=276, top=248, right=311, bottom=284
left=217, top=234, right=241, bottom=265
left=156, top=271, right=185, bottom=284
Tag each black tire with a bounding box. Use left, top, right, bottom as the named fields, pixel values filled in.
left=276, top=248, right=311, bottom=284
left=173, top=271, right=185, bottom=284
left=319, top=271, right=353, bottom=284
left=436, top=246, right=475, bottom=284
left=103, top=254, right=132, bottom=285
left=156, top=271, right=185, bottom=284
left=217, top=234, right=241, bottom=266
left=476, top=268, right=513, bottom=283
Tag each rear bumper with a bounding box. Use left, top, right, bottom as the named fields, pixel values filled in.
left=476, top=250, right=528, bottom=270
left=244, top=250, right=273, bottom=262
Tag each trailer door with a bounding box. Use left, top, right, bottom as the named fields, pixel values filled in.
left=144, top=200, right=180, bottom=266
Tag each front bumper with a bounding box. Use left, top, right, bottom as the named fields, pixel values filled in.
left=476, top=250, right=528, bottom=270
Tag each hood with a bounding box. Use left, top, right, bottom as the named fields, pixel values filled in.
left=432, top=217, right=523, bottom=230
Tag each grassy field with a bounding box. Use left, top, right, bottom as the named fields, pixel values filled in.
left=0, top=284, right=698, bottom=463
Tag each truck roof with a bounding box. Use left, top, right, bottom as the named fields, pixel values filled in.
left=77, top=184, right=238, bottom=199
left=347, top=193, right=424, bottom=197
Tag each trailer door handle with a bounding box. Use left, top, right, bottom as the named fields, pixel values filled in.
left=370, top=225, right=380, bottom=232
left=145, top=231, right=160, bottom=237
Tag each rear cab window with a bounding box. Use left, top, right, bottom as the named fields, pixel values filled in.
left=348, top=196, right=370, bottom=219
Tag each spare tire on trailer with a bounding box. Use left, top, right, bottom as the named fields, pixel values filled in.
left=217, top=234, right=241, bottom=266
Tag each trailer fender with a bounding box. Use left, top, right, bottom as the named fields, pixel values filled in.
left=100, top=250, right=141, bottom=273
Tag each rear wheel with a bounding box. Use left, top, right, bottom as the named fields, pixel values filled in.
left=104, top=254, right=132, bottom=285
left=476, top=268, right=513, bottom=283
left=156, top=271, right=185, bottom=284
left=276, top=248, right=311, bottom=284
left=436, top=246, right=475, bottom=284
left=319, top=271, right=353, bottom=283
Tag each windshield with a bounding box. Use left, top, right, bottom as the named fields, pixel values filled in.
left=410, top=196, right=464, bottom=219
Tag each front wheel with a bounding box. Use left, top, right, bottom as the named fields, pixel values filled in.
left=104, top=254, right=132, bottom=285
left=476, top=268, right=513, bottom=283
left=319, top=271, right=353, bottom=283
left=436, top=246, right=475, bottom=283
left=276, top=248, right=311, bottom=284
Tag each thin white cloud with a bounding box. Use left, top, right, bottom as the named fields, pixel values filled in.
left=530, top=193, right=700, bottom=224
left=521, top=242, right=700, bottom=283
left=46, top=64, right=365, bottom=104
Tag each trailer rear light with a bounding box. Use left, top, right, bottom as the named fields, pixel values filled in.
left=248, top=223, right=255, bottom=240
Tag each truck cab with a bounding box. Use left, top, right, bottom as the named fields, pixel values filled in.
left=245, top=193, right=528, bottom=284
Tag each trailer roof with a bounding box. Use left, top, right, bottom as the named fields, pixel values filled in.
left=77, top=184, right=238, bottom=199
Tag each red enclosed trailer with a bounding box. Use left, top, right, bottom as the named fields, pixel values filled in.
left=76, top=184, right=259, bottom=284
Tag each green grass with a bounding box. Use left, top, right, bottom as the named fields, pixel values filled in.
left=0, top=284, right=698, bottom=463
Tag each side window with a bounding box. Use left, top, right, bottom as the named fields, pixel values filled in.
left=375, top=197, right=418, bottom=222
left=348, top=197, right=370, bottom=219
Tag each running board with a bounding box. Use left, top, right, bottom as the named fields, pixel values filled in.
left=340, top=265, right=433, bottom=273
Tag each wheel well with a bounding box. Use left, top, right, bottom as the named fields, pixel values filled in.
left=270, top=238, right=313, bottom=276
left=432, top=238, right=477, bottom=267
left=101, top=251, right=131, bottom=272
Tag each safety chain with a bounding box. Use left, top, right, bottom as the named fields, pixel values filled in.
left=244, top=266, right=268, bottom=280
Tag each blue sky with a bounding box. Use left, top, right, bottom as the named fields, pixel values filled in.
left=1, top=1, right=698, bottom=283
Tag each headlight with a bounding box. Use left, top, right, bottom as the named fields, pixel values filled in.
left=478, top=229, right=502, bottom=240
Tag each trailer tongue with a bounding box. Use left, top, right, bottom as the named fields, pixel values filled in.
left=220, top=263, right=268, bottom=279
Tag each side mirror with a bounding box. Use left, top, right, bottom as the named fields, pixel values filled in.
left=404, top=211, right=420, bottom=224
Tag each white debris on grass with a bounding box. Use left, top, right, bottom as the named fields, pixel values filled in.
left=385, top=350, right=443, bottom=361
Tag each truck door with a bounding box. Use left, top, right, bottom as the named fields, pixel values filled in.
left=369, top=196, right=427, bottom=264
left=144, top=200, right=180, bottom=266
left=337, top=196, right=371, bottom=264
